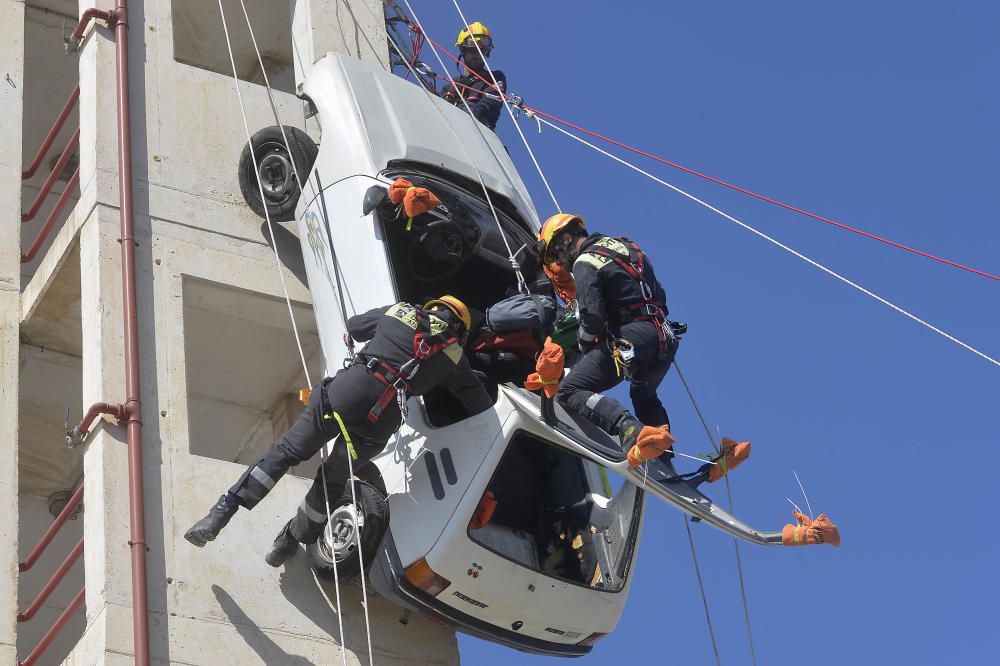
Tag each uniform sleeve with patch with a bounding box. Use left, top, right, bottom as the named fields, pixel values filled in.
left=347, top=306, right=389, bottom=343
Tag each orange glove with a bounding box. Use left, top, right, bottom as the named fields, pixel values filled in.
left=524, top=337, right=565, bottom=398
left=543, top=262, right=577, bottom=304
left=389, top=178, right=442, bottom=229
left=707, top=437, right=752, bottom=483
left=782, top=511, right=841, bottom=548
left=627, top=425, right=675, bottom=467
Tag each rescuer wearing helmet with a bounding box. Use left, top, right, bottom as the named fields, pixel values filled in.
left=442, top=21, right=507, bottom=131
left=538, top=214, right=679, bottom=454
left=185, top=297, right=491, bottom=565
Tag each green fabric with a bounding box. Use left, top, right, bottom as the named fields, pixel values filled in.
left=550, top=310, right=581, bottom=353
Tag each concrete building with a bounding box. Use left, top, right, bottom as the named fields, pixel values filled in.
left=3, top=1, right=459, bottom=663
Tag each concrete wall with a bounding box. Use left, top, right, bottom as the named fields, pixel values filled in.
left=14, top=0, right=462, bottom=663
left=0, top=1, right=25, bottom=664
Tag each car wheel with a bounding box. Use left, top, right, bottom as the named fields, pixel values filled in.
left=238, top=125, right=318, bottom=222
left=306, top=481, right=388, bottom=587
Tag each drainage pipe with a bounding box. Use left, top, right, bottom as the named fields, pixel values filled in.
left=109, top=2, right=151, bottom=664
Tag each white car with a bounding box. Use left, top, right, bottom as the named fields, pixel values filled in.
left=238, top=53, right=781, bottom=657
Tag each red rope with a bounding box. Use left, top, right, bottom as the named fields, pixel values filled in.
left=420, top=32, right=1000, bottom=283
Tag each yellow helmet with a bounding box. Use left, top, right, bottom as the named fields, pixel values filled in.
left=538, top=214, right=586, bottom=262
left=456, top=21, right=493, bottom=52
left=423, top=295, right=472, bottom=332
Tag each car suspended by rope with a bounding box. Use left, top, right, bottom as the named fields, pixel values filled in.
left=237, top=52, right=785, bottom=657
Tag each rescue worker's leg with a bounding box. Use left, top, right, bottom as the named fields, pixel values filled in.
left=266, top=435, right=386, bottom=566
left=556, top=346, right=641, bottom=450
left=185, top=380, right=335, bottom=548
left=625, top=322, right=678, bottom=428
left=265, top=365, right=400, bottom=565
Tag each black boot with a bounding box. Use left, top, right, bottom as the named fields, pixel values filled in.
left=265, top=520, right=300, bottom=567
left=615, top=413, right=642, bottom=452
left=184, top=495, right=239, bottom=548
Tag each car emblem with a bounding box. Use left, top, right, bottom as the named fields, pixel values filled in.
left=466, top=562, right=483, bottom=578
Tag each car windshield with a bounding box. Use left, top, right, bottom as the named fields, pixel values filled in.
left=376, top=163, right=539, bottom=316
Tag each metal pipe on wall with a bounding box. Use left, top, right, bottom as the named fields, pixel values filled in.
left=109, top=1, right=151, bottom=663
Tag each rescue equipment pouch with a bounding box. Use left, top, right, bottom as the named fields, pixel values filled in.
left=550, top=309, right=581, bottom=354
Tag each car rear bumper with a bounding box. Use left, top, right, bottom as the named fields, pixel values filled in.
left=369, top=532, right=592, bottom=658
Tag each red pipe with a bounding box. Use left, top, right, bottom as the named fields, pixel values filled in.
left=109, top=2, right=151, bottom=664
left=17, top=587, right=85, bottom=666
left=77, top=401, right=126, bottom=435
left=21, top=167, right=80, bottom=263
left=17, top=539, right=84, bottom=623
left=19, top=485, right=84, bottom=573
left=22, top=85, right=80, bottom=180
left=21, top=128, right=80, bottom=223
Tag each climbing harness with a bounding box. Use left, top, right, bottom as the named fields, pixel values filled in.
left=586, top=239, right=674, bottom=359
left=359, top=309, right=458, bottom=425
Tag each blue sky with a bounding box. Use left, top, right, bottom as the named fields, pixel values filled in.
left=398, top=2, right=998, bottom=664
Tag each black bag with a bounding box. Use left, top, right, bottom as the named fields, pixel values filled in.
left=485, top=294, right=556, bottom=333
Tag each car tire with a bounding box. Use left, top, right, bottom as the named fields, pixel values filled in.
left=306, top=481, right=388, bottom=586
left=237, top=125, right=318, bottom=222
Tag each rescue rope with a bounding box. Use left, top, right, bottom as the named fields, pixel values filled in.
left=417, top=25, right=998, bottom=285
left=448, top=0, right=562, bottom=214
left=214, top=1, right=313, bottom=389
left=683, top=515, right=722, bottom=666
left=675, top=361, right=758, bottom=666
left=534, top=115, right=1000, bottom=369
left=524, top=108, right=1000, bottom=284
left=219, top=4, right=357, bottom=664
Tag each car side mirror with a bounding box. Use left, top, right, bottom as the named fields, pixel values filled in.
left=362, top=185, right=389, bottom=216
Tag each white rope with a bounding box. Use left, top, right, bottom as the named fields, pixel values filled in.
left=399, top=0, right=527, bottom=291
left=215, top=0, right=314, bottom=388
left=217, top=5, right=353, bottom=664
left=449, top=0, right=562, bottom=214
left=234, top=3, right=378, bottom=660
left=533, top=115, right=1000, bottom=369
left=792, top=470, right=814, bottom=520
left=343, top=447, right=375, bottom=666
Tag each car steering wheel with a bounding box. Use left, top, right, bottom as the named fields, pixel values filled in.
left=407, top=220, right=469, bottom=282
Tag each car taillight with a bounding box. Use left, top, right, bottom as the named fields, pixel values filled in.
left=404, top=559, right=451, bottom=596
left=577, top=632, right=607, bottom=647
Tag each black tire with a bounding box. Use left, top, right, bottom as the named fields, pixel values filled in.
left=306, top=481, right=388, bottom=586
left=238, top=125, right=318, bottom=222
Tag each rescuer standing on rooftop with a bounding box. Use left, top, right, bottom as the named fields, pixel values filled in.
left=442, top=21, right=506, bottom=131
left=184, top=297, right=492, bottom=566
left=538, top=215, right=680, bottom=463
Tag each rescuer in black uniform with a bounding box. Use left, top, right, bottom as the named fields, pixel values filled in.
left=442, top=21, right=506, bottom=131
left=537, top=214, right=679, bottom=453
left=184, top=297, right=491, bottom=566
